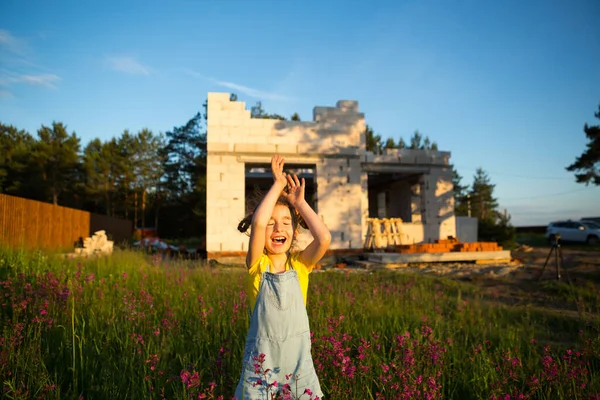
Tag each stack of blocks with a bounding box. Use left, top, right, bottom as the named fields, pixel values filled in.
left=74, top=230, right=114, bottom=256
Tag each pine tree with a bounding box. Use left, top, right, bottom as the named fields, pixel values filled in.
left=82, top=138, right=117, bottom=214
left=466, top=167, right=516, bottom=247
left=365, top=125, right=382, bottom=154
left=162, top=112, right=204, bottom=199
left=251, top=101, right=286, bottom=120
left=132, top=128, right=164, bottom=232
left=115, top=130, right=137, bottom=220
left=0, top=124, right=35, bottom=196
left=410, top=130, right=423, bottom=149
left=452, top=167, right=470, bottom=216
left=408, top=130, right=438, bottom=150
left=566, top=103, right=600, bottom=185
left=468, top=168, right=499, bottom=222
left=33, top=121, right=81, bottom=205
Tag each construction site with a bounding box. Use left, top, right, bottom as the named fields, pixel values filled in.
left=205, top=92, right=508, bottom=266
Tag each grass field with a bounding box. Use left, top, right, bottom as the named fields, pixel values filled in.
left=1, top=248, right=599, bottom=399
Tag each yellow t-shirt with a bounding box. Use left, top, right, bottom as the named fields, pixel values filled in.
left=247, top=252, right=313, bottom=313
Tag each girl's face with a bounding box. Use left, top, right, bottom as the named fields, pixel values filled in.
left=264, top=204, right=295, bottom=255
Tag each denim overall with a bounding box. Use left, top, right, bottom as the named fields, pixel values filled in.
left=234, top=262, right=323, bottom=399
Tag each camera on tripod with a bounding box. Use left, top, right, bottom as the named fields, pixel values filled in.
left=538, top=233, right=566, bottom=282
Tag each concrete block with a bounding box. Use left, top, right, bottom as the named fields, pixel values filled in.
left=348, top=169, right=361, bottom=184
left=227, top=160, right=244, bottom=172
left=208, top=161, right=228, bottom=173
left=228, top=180, right=245, bottom=193
left=247, top=118, right=265, bottom=129
left=336, top=100, right=359, bottom=112
left=218, top=111, right=243, bottom=127
left=207, top=126, right=229, bottom=140
left=227, top=127, right=249, bottom=140
left=207, top=142, right=231, bottom=152
left=206, top=172, right=221, bottom=183
left=207, top=101, right=223, bottom=116
left=207, top=117, right=223, bottom=128
left=241, top=110, right=252, bottom=120
left=234, top=143, right=278, bottom=153
left=313, top=106, right=331, bottom=122
left=247, top=126, right=268, bottom=137
left=261, top=119, right=277, bottom=130
left=264, top=135, right=292, bottom=145
left=223, top=100, right=246, bottom=112
left=297, top=143, right=320, bottom=154
left=206, top=238, right=220, bottom=250
left=275, top=144, right=298, bottom=154
left=384, top=148, right=399, bottom=157
left=208, top=92, right=231, bottom=103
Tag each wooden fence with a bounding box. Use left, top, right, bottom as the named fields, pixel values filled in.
left=0, top=193, right=133, bottom=250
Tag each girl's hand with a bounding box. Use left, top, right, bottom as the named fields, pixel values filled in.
left=285, top=174, right=306, bottom=207
left=271, top=155, right=287, bottom=187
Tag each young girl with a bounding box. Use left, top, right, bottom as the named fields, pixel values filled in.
left=234, top=155, right=331, bottom=399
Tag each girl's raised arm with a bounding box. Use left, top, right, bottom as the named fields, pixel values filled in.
left=246, top=155, right=288, bottom=268
left=285, top=174, right=332, bottom=267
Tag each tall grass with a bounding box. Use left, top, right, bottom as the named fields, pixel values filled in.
left=1, top=248, right=598, bottom=399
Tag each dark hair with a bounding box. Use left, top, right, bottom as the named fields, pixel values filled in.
left=238, top=195, right=307, bottom=233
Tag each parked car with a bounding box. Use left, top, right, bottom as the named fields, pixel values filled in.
left=581, top=219, right=600, bottom=229
left=581, top=217, right=600, bottom=225
left=545, top=220, right=600, bottom=245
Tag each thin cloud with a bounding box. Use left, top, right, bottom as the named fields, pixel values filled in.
left=181, top=68, right=203, bottom=79
left=0, top=29, right=60, bottom=96
left=0, top=71, right=61, bottom=88
left=0, top=29, right=26, bottom=54
left=105, top=56, right=151, bottom=76
left=182, top=69, right=292, bottom=101
left=19, top=74, right=61, bottom=88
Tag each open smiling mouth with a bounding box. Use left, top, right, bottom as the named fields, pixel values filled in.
left=272, top=236, right=286, bottom=244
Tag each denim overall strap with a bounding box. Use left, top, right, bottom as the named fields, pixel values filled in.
left=235, top=261, right=322, bottom=399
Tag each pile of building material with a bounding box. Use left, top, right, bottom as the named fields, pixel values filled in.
left=387, top=237, right=503, bottom=253
left=73, top=230, right=114, bottom=257
left=365, top=218, right=404, bottom=249
left=368, top=237, right=511, bottom=265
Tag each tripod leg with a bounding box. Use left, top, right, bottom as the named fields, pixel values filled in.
left=538, top=246, right=554, bottom=281
left=555, top=244, right=561, bottom=281
left=558, top=245, right=571, bottom=284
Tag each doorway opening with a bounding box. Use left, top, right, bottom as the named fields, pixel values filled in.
left=367, top=172, right=424, bottom=222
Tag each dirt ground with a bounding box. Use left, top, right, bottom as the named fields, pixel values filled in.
left=478, top=246, right=600, bottom=312
left=325, top=246, right=600, bottom=314
left=510, top=246, right=600, bottom=282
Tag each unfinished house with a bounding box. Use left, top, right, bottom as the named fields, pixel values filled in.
left=206, top=92, right=475, bottom=255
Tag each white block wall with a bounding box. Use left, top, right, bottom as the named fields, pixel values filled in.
left=206, top=92, right=457, bottom=253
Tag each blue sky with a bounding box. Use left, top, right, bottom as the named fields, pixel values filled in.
left=1, top=0, right=599, bottom=226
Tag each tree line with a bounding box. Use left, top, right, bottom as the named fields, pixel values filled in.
left=0, top=94, right=511, bottom=244
left=1, top=108, right=203, bottom=240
